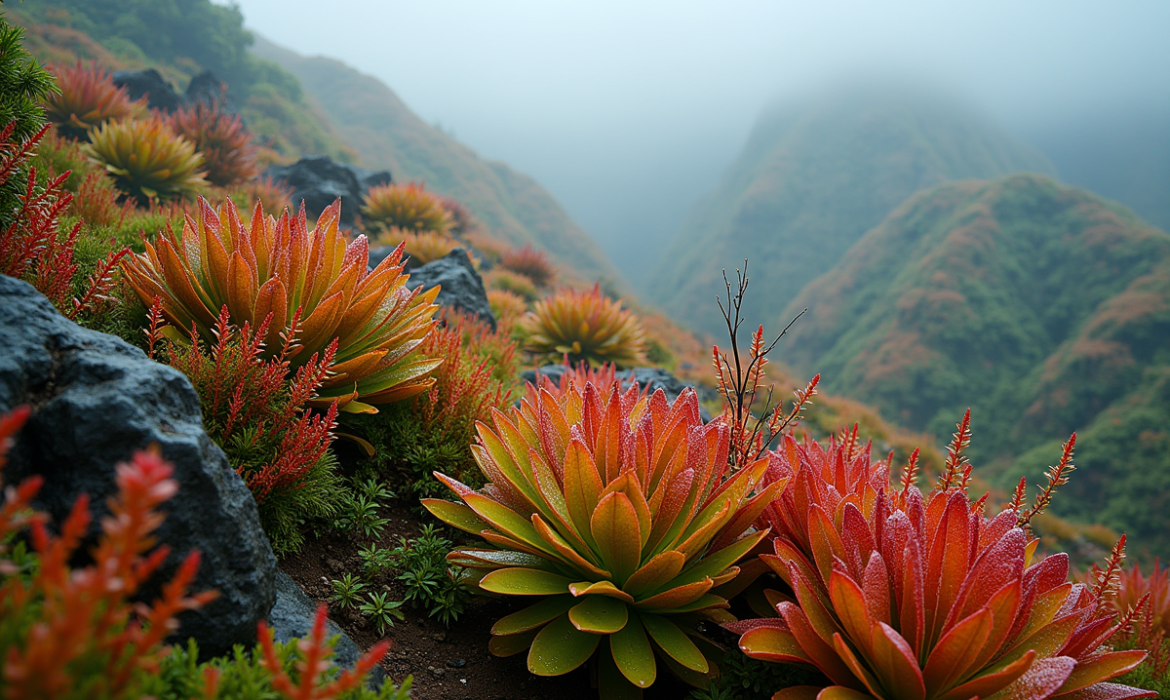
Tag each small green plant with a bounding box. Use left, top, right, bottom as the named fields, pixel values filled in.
left=358, top=542, right=395, bottom=578
left=329, top=574, right=368, bottom=611
left=359, top=591, right=405, bottom=636
left=332, top=478, right=392, bottom=540
left=391, top=524, right=469, bottom=627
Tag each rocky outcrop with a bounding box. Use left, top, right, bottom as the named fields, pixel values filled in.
left=113, top=68, right=185, bottom=112
left=0, top=275, right=277, bottom=658
left=264, top=156, right=392, bottom=224
left=113, top=69, right=238, bottom=115
left=400, top=248, right=496, bottom=330
left=185, top=70, right=237, bottom=113
left=269, top=571, right=386, bottom=688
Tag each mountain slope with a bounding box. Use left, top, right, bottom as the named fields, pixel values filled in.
left=251, top=36, right=623, bottom=287
left=779, top=173, right=1170, bottom=556
left=649, top=88, right=1055, bottom=336
left=8, top=2, right=356, bottom=165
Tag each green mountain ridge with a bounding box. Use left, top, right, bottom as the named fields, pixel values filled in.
left=250, top=36, right=624, bottom=288
left=779, top=173, right=1170, bottom=557
left=649, top=88, right=1055, bottom=336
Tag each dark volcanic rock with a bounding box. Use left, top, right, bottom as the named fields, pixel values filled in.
left=0, top=275, right=276, bottom=658
left=185, top=70, right=236, bottom=113
left=113, top=68, right=184, bottom=112
left=521, top=365, right=713, bottom=421
left=349, top=164, right=393, bottom=192
left=402, top=248, right=496, bottom=330
left=264, top=156, right=392, bottom=224
left=269, top=571, right=386, bottom=689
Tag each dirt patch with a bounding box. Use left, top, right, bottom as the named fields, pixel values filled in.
left=280, top=501, right=696, bottom=699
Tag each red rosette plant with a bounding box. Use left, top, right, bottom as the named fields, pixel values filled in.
left=733, top=420, right=1156, bottom=700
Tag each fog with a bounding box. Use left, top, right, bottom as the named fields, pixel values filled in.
left=231, top=0, right=1170, bottom=286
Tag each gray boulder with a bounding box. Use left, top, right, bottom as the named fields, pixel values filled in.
left=264, top=156, right=392, bottom=225
left=401, top=248, right=496, bottom=330
left=269, top=571, right=386, bottom=689
left=113, top=68, right=184, bottom=112
left=521, top=365, right=713, bottom=421
left=0, top=275, right=276, bottom=658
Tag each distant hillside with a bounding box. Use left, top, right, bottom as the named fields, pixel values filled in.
left=8, top=2, right=355, bottom=164
left=251, top=36, right=624, bottom=287
left=649, top=88, right=1055, bottom=336
left=780, top=173, right=1170, bottom=557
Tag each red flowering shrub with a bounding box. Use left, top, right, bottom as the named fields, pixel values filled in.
left=157, top=305, right=342, bottom=555
left=414, top=311, right=514, bottom=439
left=0, top=121, right=130, bottom=319
left=254, top=606, right=392, bottom=700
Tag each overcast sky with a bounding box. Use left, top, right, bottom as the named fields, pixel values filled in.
left=230, top=1, right=1170, bottom=283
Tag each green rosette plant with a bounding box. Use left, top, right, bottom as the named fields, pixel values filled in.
left=423, top=382, right=787, bottom=697
left=83, top=117, right=207, bottom=202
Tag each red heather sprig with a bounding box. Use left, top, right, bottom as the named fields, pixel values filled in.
left=0, top=122, right=132, bottom=316
left=255, top=604, right=390, bottom=700
left=163, top=304, right=339, bottom=504
left=414, top=313, right=511, bottom=438
left=935, top=408, right=973, bottom=492
left=1018, top=432, right=1077, bottom=528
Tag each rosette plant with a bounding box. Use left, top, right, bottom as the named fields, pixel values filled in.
left=376, top=228, right=459, bottom=266
left=167, top=100, right=258, bottom=187
left=501, top=244, right=556, bottom=287
left=520, top=283, right=647, bottom=367
left=43, top=61, right=144, bottom=140
left=83, top=117, right=207, bottom=202
left=733, top=427, right=1155, bottom=700
left=423, top=382, right=787, bottom=697
left=122, top=197, right=442, bottom=413
left=362, top=182, right=453, bottom=235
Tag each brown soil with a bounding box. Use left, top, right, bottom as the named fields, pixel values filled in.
left=280, top=500, right=695, bottom=700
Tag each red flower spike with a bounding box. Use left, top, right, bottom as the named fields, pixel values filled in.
left=258, top=604, right=390, bottom=700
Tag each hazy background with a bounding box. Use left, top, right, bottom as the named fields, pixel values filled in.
left=229, top=0, right=1170, bottom=288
